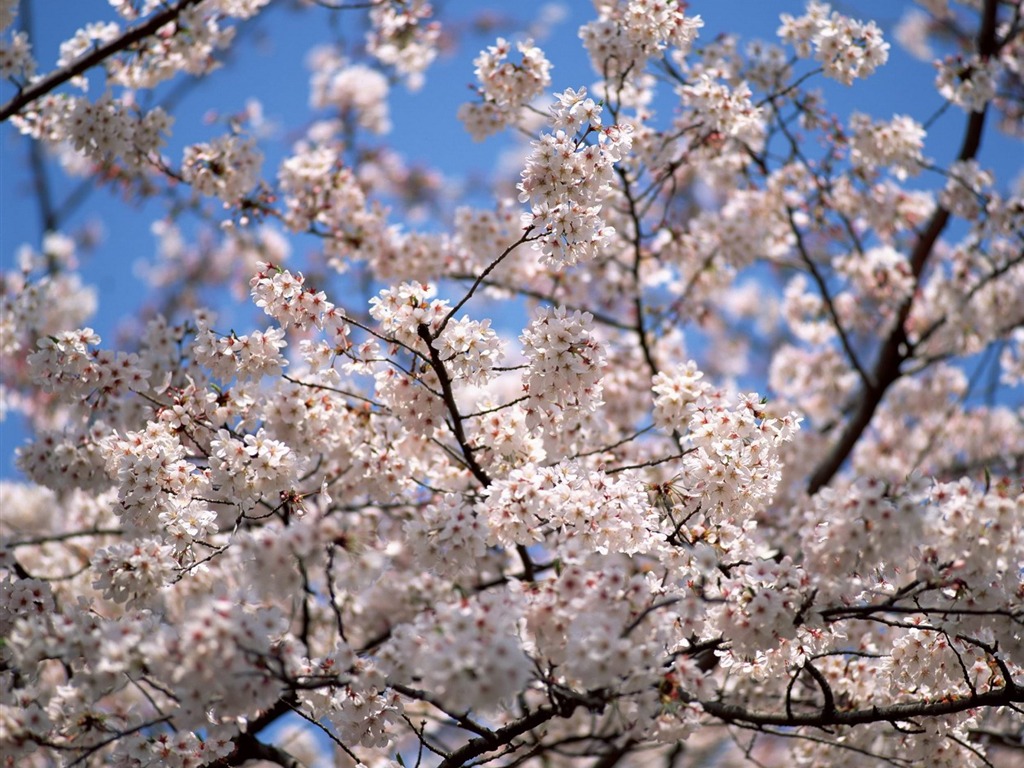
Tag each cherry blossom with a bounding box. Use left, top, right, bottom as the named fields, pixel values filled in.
left=1, top=1, right=1022, bottom=767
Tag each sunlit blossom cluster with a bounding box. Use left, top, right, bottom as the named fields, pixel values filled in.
left=935, top=53, right=1000, bottom=112
left=518, top=88, right=633, bottom=266
left=309, top=48, right=392, bottom=135
left=847, top=112, right=926, bottom=180
left=366, top=0, right=439, bottom=91
left=520, top=305, right=606, bottom=430
left=579, top=0, right=703, bottom=78
left=458, top=37, right=551, bottom=141
left=779, top=1, right=889, bottom=85
left=2, top=1, right=1022, bottom=767
left=181, top=134, right=263, bottom=204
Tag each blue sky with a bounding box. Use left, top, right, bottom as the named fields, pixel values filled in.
left=2, top=1, right=1021, bottom=476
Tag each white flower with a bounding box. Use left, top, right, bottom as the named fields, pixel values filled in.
left=935, top=54, right=999, bottom=112
left=309, top=50, right=391, bottom=134
left=521, top=306, right=606, bottom=430
left=848, top=113, right=926, bottom=180
left=367, top=0, right=439, bottom=91
left=779, top=2, right=889, bottom=84
left=182, top=135, right=263, bottom=203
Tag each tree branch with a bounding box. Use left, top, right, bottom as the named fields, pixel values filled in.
left=436, top=701, right=576, bottom=768
left=695, top=678, right=1022, bottom=729
left=805, top=0, right=1001, bottom=495
left=1, top=0, right=205, bottom=123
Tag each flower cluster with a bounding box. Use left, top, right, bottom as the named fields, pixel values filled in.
left=483, top=460, right=655, bottom=558
left=181, top=134, right=263, bottom=204
left=367, top=0, right=440, bottom=91
left=518, top=88, right=632, bottom=266
left=406, top=493, right=490, bottom=576
left=160, top=598, right=293, bottom=726
left=15, top=423, right=112, bottom=493
left=0, top=576, right=54, bottom=637
left=941, top=159, right=993, bottom=219
left=651, top=360, right=708, bottom=432
left=111, top=730, right=235, bottom=768
left=935, top=53, right=999, bottom=112
left=373, top=365, right=448, bottom=438
left=471, top=401, right=546, bottom=473
left=192, top=322, right=287, bottom=382
left=677, top=389, right=801, bottom=524
left=104, top=2, right=256, bottom=90
left=368, top=281, right=448, bottom=349
left=90, top=538, right=177, bottom=606
left=848, top=112, right=926, bottom=180
left=715, top=556, right=808, bottom=658
left=430, top=315, right=503, bottom=384
left=524, top=563, right=667, bottom=695
left=101, top=421, right=209, bottom=531
left=299, top=649, right=403, bottom=750
left=0, top=29, right=33, bottom=79
left=57, top=21, right=120, bottom=70
left=4, top=2, right=1023, bottom=767
left=380, top=589, right=532, bottom=713
left=1, top=234, right=97, bottom=358
left=209, top=427, right=300, bottom=509
left=458, top=37, right=551, bottom=141
left=276, top=145, right=389, bottom=266
left=521, top=305, right=606, bottom=430
left=1001, top=327, right=1024, bottom=384
left=250, top=261, right=349, bottom=342
left=833, top=245, right=915, bottom=308
left=27, top=328, right=150, bottom=401
left=678, top=75, right=764, bottom=143
left=309, top=48, right=391, bottom=134
left=769, top=344, right=858, bottom=425
left=579, top=0, right=703, bottom=78
left=779, top=1, right=889, bottom=84
left=45, top=94, right=173, bottom=169
left=681, top=188, right=790, bottom=273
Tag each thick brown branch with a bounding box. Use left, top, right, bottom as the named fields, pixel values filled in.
left=219, top=736, right=304, bottom=768
left=436, top=702, right=575, bottom=768
left=696, top=679, right=1023, bottom=729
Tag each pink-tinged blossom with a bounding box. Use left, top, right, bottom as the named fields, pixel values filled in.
left=3, top=2, right=1022, bottom=766
left=309, top=48, right=391, bottom=134
left=482, top=460, right=655, bottom=557
left=367, top=0, right=439, bottom=91
left=679, top=75, right=764, bottom=143
left=651, top=360, right=707, bottom=432
left=0, top=29, right=34, bottom=79
left=579, top=0, right=703, bottom=78
left=518, top=88, right=632, bottom=266
left=848, top=112, right=926, bottom=180
left=458, top=37, right=551, bottom=141
left=380, top=590, right=532, bottom=713
left=181, top=134, right=263, bottom=204
left=91, top=538, right=176, bottom=606
left=521, top=305, right=606, bottom=430
left=779, top=1, right=889, bottom=84
left=406, top=493, right=490, bottom=576
left=192, top=322, right=287, bottom=382
left=368, top=281, right=448, bottom=349
left=941, top=159, right=994, bottom=219
left=935, top=53, right=999, bottom=112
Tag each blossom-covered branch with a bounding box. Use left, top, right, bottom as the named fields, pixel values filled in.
left=2, top=1, right=1022, bottom=767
